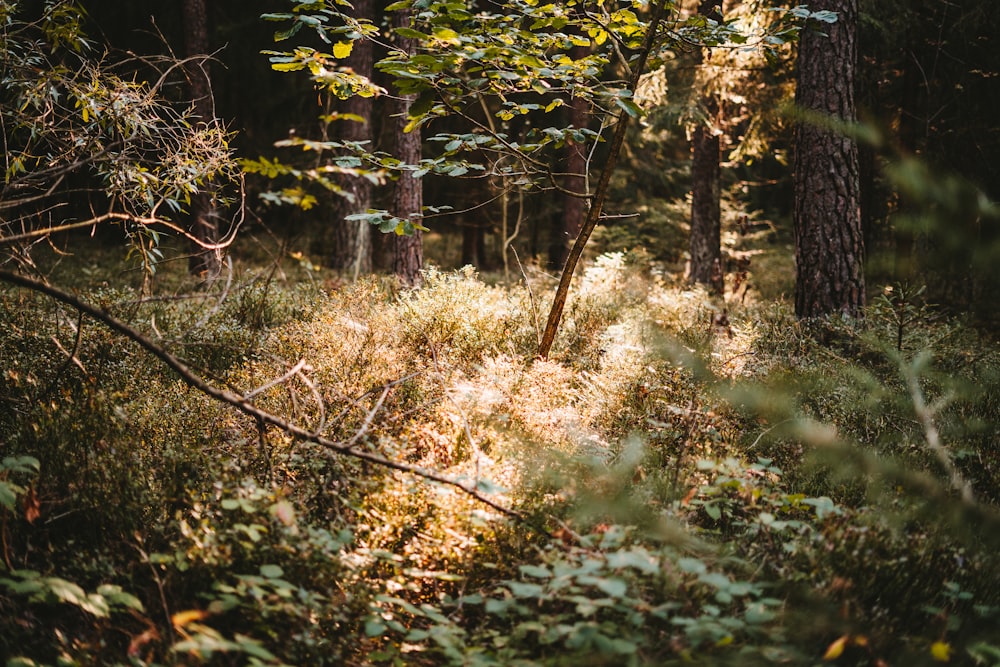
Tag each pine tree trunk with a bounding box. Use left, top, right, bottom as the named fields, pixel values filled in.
left=793, top=0, right=865, bottom=317
left=390, top=9, right=423, bottom=287
left=330, top=0, right=374, bottom=277
left=181, top=0, right=221, bottom=279
left=688, top=0, right=723, bottom=293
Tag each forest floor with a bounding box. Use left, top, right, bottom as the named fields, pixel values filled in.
left=2, top=224, right=1000, bottom=666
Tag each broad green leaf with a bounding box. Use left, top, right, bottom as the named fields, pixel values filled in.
left=677, top=557, right=706, bottom=574
left=260, top=564, right=284, bottom=579
left=614, top=97, right=644, bottom=118
left=506, top=581, right=544, bottom=598
left=606, top=548, right=658, bottom=574
left=365, top=618, right=387, bottom=636
left=0, top=483, right=19, bottom=511
left=519, top=564, right=552, bottom=578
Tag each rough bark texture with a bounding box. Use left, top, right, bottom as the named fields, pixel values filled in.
left=390, top=10, right=423, bottom=287
left=793, top=0, right=865, bottom=317
left=330, top=0, right=374, bottom=276
left=688, top=0, right=723, bottom=293
left=181, top=0, right=222, bottom=279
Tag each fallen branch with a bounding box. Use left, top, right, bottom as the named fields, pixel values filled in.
left=0, top=269, right=525, bottom=522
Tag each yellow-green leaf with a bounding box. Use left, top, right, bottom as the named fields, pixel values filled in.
left=823, top=635, right=848, bottom=661
left=931, top=642, right=952, bottom=662
left=333, top=41, right=353, bottom=59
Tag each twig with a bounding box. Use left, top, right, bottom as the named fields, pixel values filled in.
left=903, top=361, right=973, bottom=503
left=0, top=269, right=526, bottom=522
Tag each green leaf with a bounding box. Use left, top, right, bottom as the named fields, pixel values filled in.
left=259, top=564, right=284, bottom=579
left=581, top=576, right=628, bottom=598
left=506, top=581, right=545, bottom=598
left=606, top=548, right=658, bottom=574
left=677, top=558, right=706, bottom=574
left=0, top=483, right=19, bottom=511
left=394, top=27, right=429, bottom=40
left=519, top=564, right=552, bottom=579
left=614, top=97, right=644, bottom=118
left=365, top=618, right=387, bottom=636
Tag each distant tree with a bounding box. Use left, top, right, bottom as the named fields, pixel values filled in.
left=793, top=0, right=864, bottom=317
left=389, top=8, right=423, bottom=286
left=181, top=0, right=224, bottom=278
left=688, top=0, right=724, bottom=293
left=330, top=0, right=375, bottom=277
left=551, top=44, right=591, bottom=271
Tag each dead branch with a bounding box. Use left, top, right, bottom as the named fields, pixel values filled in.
left=0, top=268, right=525, bottom=522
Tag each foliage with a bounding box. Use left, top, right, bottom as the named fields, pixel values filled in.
left=0, top=0, right=239, bottom=276
left=2, top=226, right=999, bottom=664
left=2, top=2, right=1000, bottom=665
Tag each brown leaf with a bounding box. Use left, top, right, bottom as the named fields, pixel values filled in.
left=23, top=486, right=40, bottom=524
left=128, top=627, right=160, bottom=658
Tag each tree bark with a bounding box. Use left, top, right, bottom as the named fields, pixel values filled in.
left=181, top=0, right=222, bottom=279
left=550, top=47, right=590, bottom=270
left=793, top=0, right=865, bottom=318
left=390, top=9, right=423, bottom=287
left=330, top=0, right=374, bottom=277
left=688, top=0, right=723, bottom=293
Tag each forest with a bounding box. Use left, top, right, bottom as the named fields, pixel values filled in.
left=1, top=0, right=999, bottom=664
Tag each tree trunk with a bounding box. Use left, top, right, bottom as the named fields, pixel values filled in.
left=688, top=0, right=723, bottom=294
left=181, top=0, right=222, bottom=279
left=550, top=48, right=590, bottom=270
left=390, top=9, right=423, bottom=287
left=330, top=0, right=374, bottom=277
left=793, top=0, right=865, bottom=318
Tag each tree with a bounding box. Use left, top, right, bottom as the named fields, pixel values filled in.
left=0, top=0, right=239, bottom=279
left=793, top=0, right=864, bottom=317
left=329, top=0, right=375, bottom=277
left=262, top=0, right=798, bottom=352
left=551, top=44, right=591, bottom=270
left=181, top=0, right=225, bottom=278
left=688, top=0, right=724, bottom=293
left=388, top=7, right=424, bottom=287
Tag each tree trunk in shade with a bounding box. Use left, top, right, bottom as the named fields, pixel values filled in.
left=390, top=9, right=423, bottom=287
left=181, top=0, right=222, bottom=279
left=688, top=0, right=723, bottom=293
left=793, top=0, right=865, bottom=317
left=551, top=57, right=589, bottom=270
left=330, top=0, right=374, bottom=277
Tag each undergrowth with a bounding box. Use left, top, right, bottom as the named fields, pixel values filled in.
left=1, top=251, right=999, bottom=666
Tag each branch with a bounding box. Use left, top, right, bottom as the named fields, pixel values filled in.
left=0, top=269, right=526, bottom=522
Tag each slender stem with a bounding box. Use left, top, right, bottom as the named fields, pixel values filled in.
left=538, top=0, right=669, bottom=358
